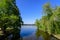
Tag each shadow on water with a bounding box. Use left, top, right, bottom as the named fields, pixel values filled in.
left=36, top=29, right=56, bottom=40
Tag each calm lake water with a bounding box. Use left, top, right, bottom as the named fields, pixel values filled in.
left=20, top=25, right=37, bottom=37
left=20, top=25, right=57, bottom=40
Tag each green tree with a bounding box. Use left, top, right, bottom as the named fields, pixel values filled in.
left=0, top=0, right=23, bottom=40
left=35, top=3, right=60, bottom=40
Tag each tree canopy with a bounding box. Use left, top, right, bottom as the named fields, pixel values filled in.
left=35, top=3, right=60, bottom=39
left=0, top=0, right=23, bottom=40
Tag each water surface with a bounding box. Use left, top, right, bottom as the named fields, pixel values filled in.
left=20, top=25, right=57, bottom=40
left=20, top=25, right=37, bottom=37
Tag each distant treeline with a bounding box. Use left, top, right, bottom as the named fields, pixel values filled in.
left=22, top=24, right=35, bottom=26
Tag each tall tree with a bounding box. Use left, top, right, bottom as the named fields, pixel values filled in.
left=0, top=0, right=23, bottom=40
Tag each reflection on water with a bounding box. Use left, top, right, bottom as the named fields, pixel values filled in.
left=20, top=25, right=58, bottom=40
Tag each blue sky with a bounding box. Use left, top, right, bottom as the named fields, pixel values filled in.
left=16, top=0, right=60, bottom=24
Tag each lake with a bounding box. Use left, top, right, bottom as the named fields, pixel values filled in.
left=20, top=25, right=39, bottom=40
left=20, top=25, right=58, bottom=40
left=20, top=25, right=37, bottom=37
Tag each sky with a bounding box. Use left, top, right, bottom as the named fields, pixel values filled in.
left=16, top=0, right=60, bottom=24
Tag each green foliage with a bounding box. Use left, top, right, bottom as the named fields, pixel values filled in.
left=35, top=3, right=60, bottom=39
left=0, top=0, right=23, bottom=40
